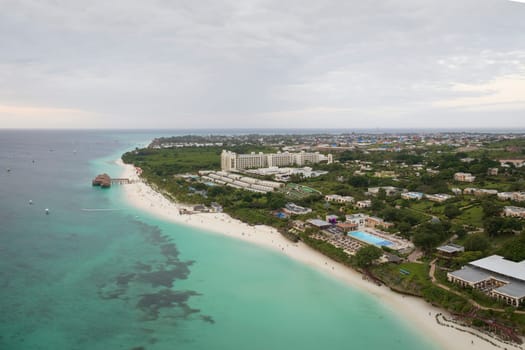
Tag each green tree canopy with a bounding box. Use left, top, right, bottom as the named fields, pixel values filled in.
left=463, top=233, right=490, bottom=252
left=499, top=233, right=525, bottom=262
left=444, top=204, right=461, bottom=219
left=354, top=245, right=383, bottom=268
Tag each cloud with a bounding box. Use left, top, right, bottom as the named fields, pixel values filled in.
left=433, top=76, right=525, bottom=111
left=0, top=0, right=524, bottom=128
left=0, top=104, right=103, bottom=128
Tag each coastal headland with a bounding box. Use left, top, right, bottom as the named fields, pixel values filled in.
left=117, top=158, right=523, bottom=350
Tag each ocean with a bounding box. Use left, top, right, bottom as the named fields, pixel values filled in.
left=0, top=130, right=438, bottom=350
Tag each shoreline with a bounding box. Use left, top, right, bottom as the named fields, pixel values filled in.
left=117, top=158, right=522, bottom=350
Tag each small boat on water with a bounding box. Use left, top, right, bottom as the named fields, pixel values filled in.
left=45, top=208, right=49, bottom=215
left=29, top=200, right=33, bottom=205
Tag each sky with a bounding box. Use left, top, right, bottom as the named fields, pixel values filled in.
left=1, top=0, right=525, bottom=130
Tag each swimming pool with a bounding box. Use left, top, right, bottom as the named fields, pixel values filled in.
left=348, top=231, right=394, bottom=247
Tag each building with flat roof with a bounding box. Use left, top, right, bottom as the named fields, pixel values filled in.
left=221, top=150, right=332, bottom=171
left=336, top=222, right=359, bottom=232
left=325, top=194, right=355, bottom=204
left=503, top=206, right=525, bottom=218
left=307, top=219, right=332, bottom=229
left=425, top=193, right=453, bottom=203
left=283, top=203, right=312, bottom=215
left=401, top=192, right=424, bottom=200
left=448, top=255, right=525, bottom=306
left=355, top=200, right=371, bottom=208
left=499, top=159, right=525, bottom=168
left=367, top=186, right=403, bottom=196
left=454, top=172, right=476, bottom=182
left=436, top=244, right=464, bottom=256
left=345, top=213, right=368, bottom=228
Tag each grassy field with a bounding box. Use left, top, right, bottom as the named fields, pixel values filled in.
left=372, top=262, right=431, bottom=295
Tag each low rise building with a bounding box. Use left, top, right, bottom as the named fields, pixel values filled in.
left=336, top=222, right=359, bottom=232
left=497, top=192, right=525, bottom=202
left=355, top=200, right=372, bottom=208
left=498, top=192, right=514, bottom=201
left=448, top=255, right=525, bottom=306
left=202, top=171, right=283, bottom=193
left=365, top=216, right=394, bottom=229
left=401, top=192, right=424, bottom=200
left=499, top=159, right=525, bottom=168
left=487, top=168, right=499, bottom=176
left=325, top=214, right=338, bottom=224
left=451, top=188, right=462, bottom=195
left=324, top=194, right=355, bottom=204
left=307, top=219, right=332, bottom=230
left=374, top=171, right=397, bottom=178
left=454, top=172, right=476, bottom=182
left=345, top=213, right=368, bottom=228
left=463, top=188, right=498, bottom=196
left=437, top=244, right=465, bottom=256
left=425, top=193, right=453, bottom=203
left=503, top=206, right=525, bottom=218
left=368, top=186, right=403, bottom=196
left=283, top=203, right=312, bottom=215
left=345, top=213, right=393, bottom=229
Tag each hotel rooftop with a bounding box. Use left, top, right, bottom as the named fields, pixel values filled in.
left=448, top=255, right=525, bottom=306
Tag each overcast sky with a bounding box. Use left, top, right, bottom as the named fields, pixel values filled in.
left=1, top=0, right=525, bottom=129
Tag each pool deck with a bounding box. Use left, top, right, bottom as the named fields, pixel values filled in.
left=348, top=229, right=413, bottom=252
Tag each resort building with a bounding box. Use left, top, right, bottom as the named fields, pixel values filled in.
left=499, top=159, right=525, bottom=168
left=367, top=186, right=403, bottom=196
left=497, top=192, right=525, bottom=202
left=345, top=213, right=393, bottom=229
left=451, top=188, right=462, bottom=196
left=436, top=244, right=465, bottom=256
left=245, top=166, right=328, bottom=181
left=487, top=168, right=499, bottom=176
left=355, top=200, right=372, bottom=208
left=201, top=171, right=283, bottom=193
left=345, top=213, right=368, bottom=228
left=373, top=171, right=397, bottom=178
left=221, top=150, right=332, bottom=171
left=425, top=193, right=453, bottom=203
left=463, top=188, right=498, bottom=197
left=365, top=216, right=395, bottom=229
left=325, top=215, right=339, bottom=224
left=454, top=172, right=476, bottom=182
left=503, top=206, right=525, bottom=218
left=283, top=203, right=312, bottom=215
left=448, top=255, right=525, bottom=306
left=324, top=194, right=355, bottom=204
left=307, top=219, right=332, bottom=230
left=498, top=192, right=514, bottom=201
left=401, top=192, right=424, bottom=200
left=336, top=222, right=359, bottom=232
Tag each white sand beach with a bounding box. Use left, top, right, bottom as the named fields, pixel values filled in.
left=118, top=159, right=522, bottom=350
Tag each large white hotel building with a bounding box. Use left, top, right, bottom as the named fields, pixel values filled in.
left=221, top=150, right=332, bottom=171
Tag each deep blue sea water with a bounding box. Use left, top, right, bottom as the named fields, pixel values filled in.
left=0, top=130, right=439, bottom=350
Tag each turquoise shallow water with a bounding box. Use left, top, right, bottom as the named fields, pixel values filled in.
left=0, top=130, right=439, bottom=350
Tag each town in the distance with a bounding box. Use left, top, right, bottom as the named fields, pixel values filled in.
left=122, top=131, right=525, bottom=343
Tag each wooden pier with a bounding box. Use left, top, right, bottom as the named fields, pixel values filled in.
left=111, top=178, right=131, bottom=185
left=92, top=174, right=132, bottom=188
